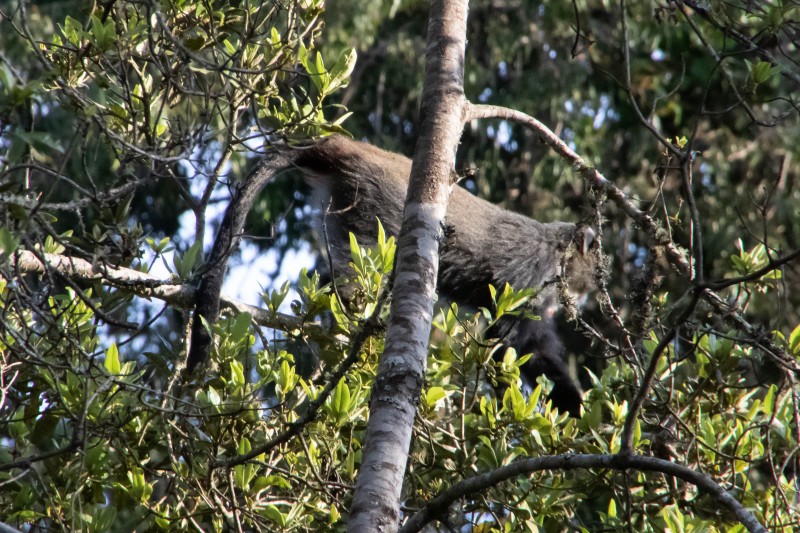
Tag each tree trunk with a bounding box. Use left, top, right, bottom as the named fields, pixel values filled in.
left=346, top=0, right=469, bottom=531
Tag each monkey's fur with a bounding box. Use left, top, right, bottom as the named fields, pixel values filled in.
left=189, top=135, right=595, bottom=415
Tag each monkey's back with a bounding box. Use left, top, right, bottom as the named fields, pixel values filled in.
left=295, top=135, right=584, bottom=310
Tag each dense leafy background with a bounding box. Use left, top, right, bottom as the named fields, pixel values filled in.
left=1, top=0, right=799, bottom=531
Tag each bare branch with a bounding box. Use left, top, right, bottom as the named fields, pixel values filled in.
left=464, top=102, right=688, bottom=269
left=8, top=250, right=310, bottom=333
left=401, top=453, right=767, bottom=533
left=680, top=0, right=800, bottom=86
left=463, top=102, right=799, bottom=374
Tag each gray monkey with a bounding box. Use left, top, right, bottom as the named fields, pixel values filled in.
left=189, top=135, right=595, bottom=415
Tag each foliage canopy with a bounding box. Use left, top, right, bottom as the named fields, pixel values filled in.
left=1, top=0, right=799, bottom=531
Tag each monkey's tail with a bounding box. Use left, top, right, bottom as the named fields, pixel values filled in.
left=186, top=149, right=296, bottom=373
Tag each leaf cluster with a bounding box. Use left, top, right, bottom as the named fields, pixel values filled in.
left=2, top=218, right=799, bottom=531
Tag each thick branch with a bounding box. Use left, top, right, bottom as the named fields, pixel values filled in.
left=188, top=154, right=292, bottom=371
left=0, top=437, right=81, bottom=473
left=8, top=250, right=310, bottom=334
left=464, top=103, right=689, bottom=268
left=400, top=453, right=767, bottom=533
left=348, top=1, right=469, bottom=531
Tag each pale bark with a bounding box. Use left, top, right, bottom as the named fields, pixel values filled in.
left=346, top=0, right=469, bottom=531
left=8, top=250, right=310, bottom=334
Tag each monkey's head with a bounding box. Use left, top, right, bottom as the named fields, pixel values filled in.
left=551, top=223, right=599, bottom=317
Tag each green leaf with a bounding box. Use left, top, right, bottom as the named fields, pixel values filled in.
left=60, top=15, right=83, bottom=45
left=12, top=131, right=64, bottom=155
left=230, top=360, right=245, bottom=387
left=329, top=47, right=357, bottom=91
left=762, top=384, right=776, bottom=413
left=502, top=385, right=530, bottom=421
left=659, top=506, right=684, bottom=532
left=234, top=438, right=255, bottom=489
left=330, top=294, right=350, bottom=333
left=585, top=400, right=603, bottom=428
left=206, top=387, right=221, bottom=406
left=183, top=36, right=206, bottom=51
left=0, top=227, right=20, bottom=257
left=330, top=504, right=340, bottom=524
left=223, top=39, right=236, bottom=55
left=230, top=312, right=251, bottom=341
left=147, top=236, right=171, bottom=253
left=265, top=281, right=290, bottom=313
left=326, top=379, right=352, bottom=426
left=173, top=241, right=203, bottom=278
left=126, top=467, right=153, bottom=503
left=263, top=475, right=291, bottom=489
left=313, top=52, right=327, bottom=91
left=425, top=386, right=446, bottom=408
left=90, top=15, right=117, bottom=50
left=747, top=59, right=780, bottom=85
left=104, top=343, right=121, bottom=375
left=349, top=232, right=364, bottom=272
left=275, top=359, right=298, bottom=399
left=789, top=324, right=800, bottom=355
left=269, top=26, right=282, bottom=46
left=109, top=103, right=128, bottom=120
left=528, top=384, right=542, bottom=411
left=607, top=498, right=617, bottom=518
left=264, top=504, right=287, bottom=526
left=297, top=43, right=309, bottom=71
left=155, top=119, right=168, bottom=137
